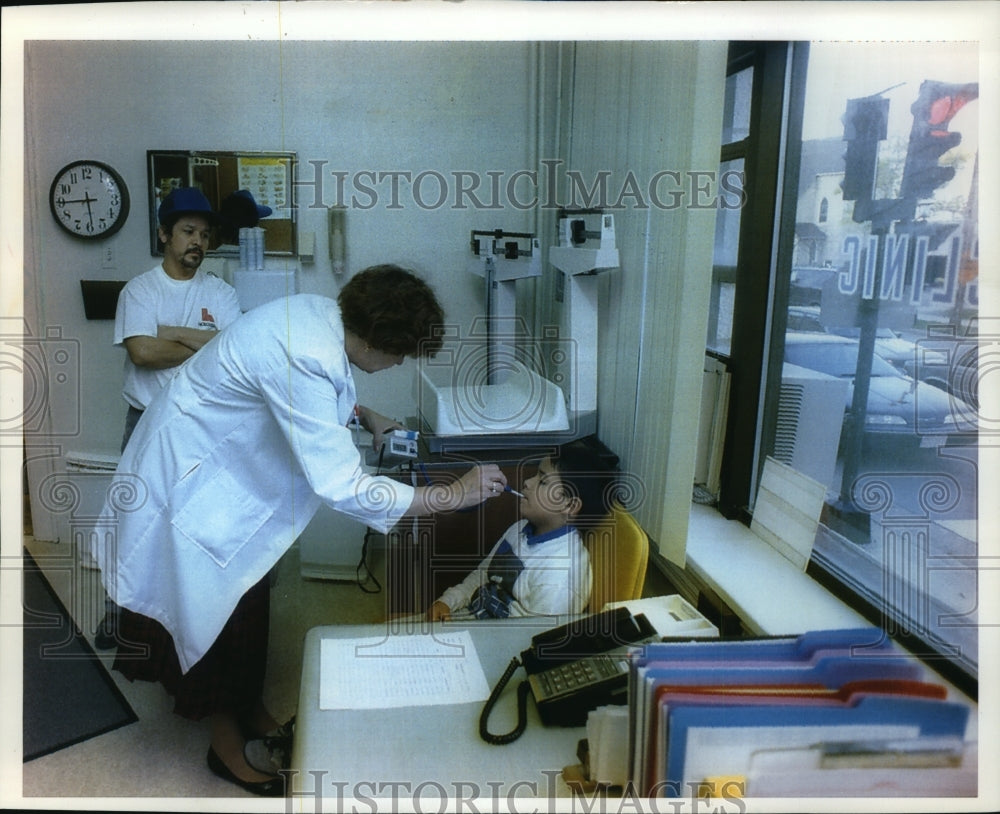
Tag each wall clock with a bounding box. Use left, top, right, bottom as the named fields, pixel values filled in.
left=49, top=160, right=130, bottom=239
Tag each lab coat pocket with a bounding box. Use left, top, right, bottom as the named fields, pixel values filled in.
left=171, top=467, right=274, bottom=568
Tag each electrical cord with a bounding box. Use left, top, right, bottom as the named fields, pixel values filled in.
left=356, top=531, right=382, bottom=593
left=356, top=442, right=387, bottom=594
left=478, top=656, right=531, bottom=745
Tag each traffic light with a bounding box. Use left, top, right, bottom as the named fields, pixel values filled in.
left=841, top=96, right=889, bottom=202
left=900, top=80, right=978, bottom=202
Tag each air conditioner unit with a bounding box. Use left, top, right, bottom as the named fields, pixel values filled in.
left=774, top=363, right=849, bottom=491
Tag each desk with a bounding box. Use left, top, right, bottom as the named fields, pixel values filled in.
left=289, top=620, right=585, bottom=803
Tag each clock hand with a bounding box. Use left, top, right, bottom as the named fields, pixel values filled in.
left=63, top=191, right=98, bottom=207
left=64, top=191, right=97, bottom=225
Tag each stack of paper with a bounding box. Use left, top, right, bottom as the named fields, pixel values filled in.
left=626, top=627, right=974, bottom=798
left=319, top=630, right=491, bottom=710
left=585, top=705, right=630, bottom=787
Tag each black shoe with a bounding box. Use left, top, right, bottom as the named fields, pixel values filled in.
left=206, top=747, right=285, bottom=797
left=94, top=613, right=117, bottom=650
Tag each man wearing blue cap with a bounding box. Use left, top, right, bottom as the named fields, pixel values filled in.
left=96, top=186, right=242, bottom=649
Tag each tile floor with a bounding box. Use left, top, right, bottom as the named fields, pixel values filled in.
left=21, top=534, right=390, bottom=801
left=20, top=528, right=668, bottom=805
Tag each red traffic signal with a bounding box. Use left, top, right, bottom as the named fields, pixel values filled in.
left=900, top=80, right=978, bottom=202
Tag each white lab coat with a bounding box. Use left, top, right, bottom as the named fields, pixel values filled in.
left=96, top=294, right=415, bottom=673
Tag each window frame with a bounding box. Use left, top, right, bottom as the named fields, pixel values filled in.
left=718, top=40, right=979, bottom=699
left=715, top=41, right=805, bottom=523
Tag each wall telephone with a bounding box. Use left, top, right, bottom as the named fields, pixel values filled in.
left=479, top=607, right=658, bottom=744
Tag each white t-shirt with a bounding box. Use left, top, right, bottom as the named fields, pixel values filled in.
left=113, top=265, right=242, bottom=410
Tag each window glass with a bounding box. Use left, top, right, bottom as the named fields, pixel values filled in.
left=722, top=66, right=753, bottom=144
left=706, top=157, right=744, bottom=356
left=772, top=42, right=980, bottom=678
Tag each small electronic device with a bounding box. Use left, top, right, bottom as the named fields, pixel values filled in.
left=479, top=607, right=659, bottom=743
left=386, top=429, right=419, bottom=459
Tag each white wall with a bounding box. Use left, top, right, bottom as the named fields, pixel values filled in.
left=544, top=42, right=726, bottom=563
left=24, top=39, right=537, bottom=462
left=22, top=38, right=726, bottom=560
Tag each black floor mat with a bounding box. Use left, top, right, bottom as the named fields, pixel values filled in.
left=22, top=550, right=137, bottom=761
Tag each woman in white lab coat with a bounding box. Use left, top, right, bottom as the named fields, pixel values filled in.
left=95, top=265, right=508, bottom=796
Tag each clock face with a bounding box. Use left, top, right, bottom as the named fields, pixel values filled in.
left=49, top=160, right=130, bottom=239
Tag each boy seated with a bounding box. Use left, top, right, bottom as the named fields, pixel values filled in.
left=426, top=442, right=619, bottom=621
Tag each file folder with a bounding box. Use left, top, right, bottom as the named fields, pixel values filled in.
left=660, top=694, right=970, bottom=794
left=631, top=627, right=892, bottom=666
left=629, top=650, right=925, bottom=789
left=623, top=629, right=973, bottom=798
left=743, top=737, right=976, bottom=797
left=643, top=679, right=946, bottom=792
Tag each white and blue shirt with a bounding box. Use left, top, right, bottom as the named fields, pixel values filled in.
left=438, top=519, right=591, bottom=619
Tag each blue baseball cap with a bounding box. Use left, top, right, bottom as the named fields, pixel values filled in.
left=157, top=187, right=219, bottom=225
left=226, top=189, right=272, bottom=221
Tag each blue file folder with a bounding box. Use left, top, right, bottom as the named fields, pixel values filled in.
left=632, top=627, right=892, bottom=666
left=629, top=654, right=926, bottom=792
left=625, top=629, right=968, bottom=796
left=661, top=693, right=970, bottom=793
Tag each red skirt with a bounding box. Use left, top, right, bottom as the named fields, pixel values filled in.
left=113, top=576, right=270, bottom=721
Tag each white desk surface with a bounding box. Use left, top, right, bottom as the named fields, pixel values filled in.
left=686, top=502, right=868, bottom=636
left=290, top=620, right=586, bottom=801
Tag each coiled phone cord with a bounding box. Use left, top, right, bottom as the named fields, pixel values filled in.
left=478, top=656, right=531, bottom=745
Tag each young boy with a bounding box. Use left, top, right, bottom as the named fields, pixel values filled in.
left=426, top=442, right=619, bottom=621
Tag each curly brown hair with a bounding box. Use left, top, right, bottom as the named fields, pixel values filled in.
left=337, top=264, right=445, bottom=358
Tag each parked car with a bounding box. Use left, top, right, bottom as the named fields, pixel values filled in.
left=789, top=266, right=840, bottom=307
left=786, top=305, right=826, bottom=333
left=904, top=338, right=979, bottom=412
left=828, top=326, right=918, bottom=371
left=782, top=332, right=971, bottom=443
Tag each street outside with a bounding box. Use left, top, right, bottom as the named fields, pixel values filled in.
left=816, top=433, right=980, bottom=674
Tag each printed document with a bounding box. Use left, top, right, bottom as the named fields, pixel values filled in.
left=320, top=629, right=491, bottom=710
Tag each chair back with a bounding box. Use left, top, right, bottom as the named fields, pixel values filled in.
left=583, top=505, right=649, bottom=612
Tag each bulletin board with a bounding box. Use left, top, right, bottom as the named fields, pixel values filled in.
left=146, top=150, right=297, bottom=256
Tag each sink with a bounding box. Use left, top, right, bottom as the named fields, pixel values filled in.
left=418, top=350, right=570, bottom=437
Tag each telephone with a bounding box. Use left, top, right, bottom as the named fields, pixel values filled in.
left=479, top=607, right=658, bottom=744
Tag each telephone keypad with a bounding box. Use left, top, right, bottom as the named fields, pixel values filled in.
left=533, top=652, right=629, bottom=700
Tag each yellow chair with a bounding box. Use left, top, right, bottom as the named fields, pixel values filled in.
left=583, top=505, right=650, bottom=612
